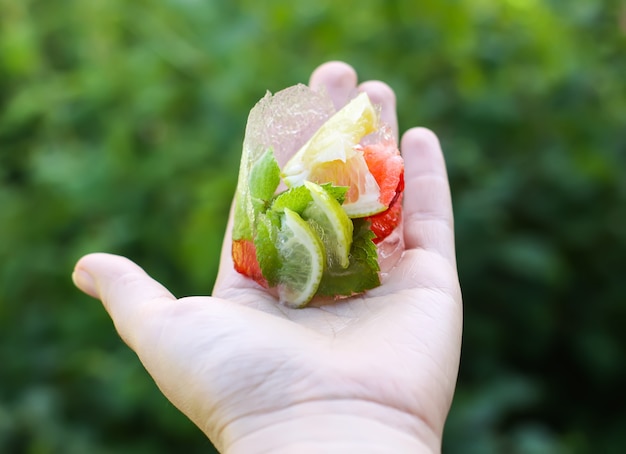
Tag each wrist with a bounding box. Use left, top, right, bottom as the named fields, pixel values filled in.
left=221, top=400, right=441, bottom=454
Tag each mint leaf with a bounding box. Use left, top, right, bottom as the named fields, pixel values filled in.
left=232, top=193, right=252, bottom=240
left=316, top=219, right=380, bottom=296
left=233, top=148, right=279, bottom=241
left=234, top=148, right=280, bottom=241
left=271, top=183, right=349, bottom=215
left=270, top=185, right=312, bottom=214
left=320, top=183, right=349, bottom=205
left=254, top=211, right=281, bottom=286
left=249, top=148, right=280, bottom=205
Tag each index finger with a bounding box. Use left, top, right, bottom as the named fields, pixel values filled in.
left=309, top=61, right=358, bottom=109
left=358, top=80, right=399, bottom=142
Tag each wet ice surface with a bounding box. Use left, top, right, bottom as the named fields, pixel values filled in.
left=377, top=221, right=404, bottom=276
left=242, top=84, right=336, bottom=169
left=238, top=84, right=405, bottom=303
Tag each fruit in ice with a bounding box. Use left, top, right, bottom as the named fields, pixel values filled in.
left=282, top=92, right=387, bottom=218
left=231, top=84, right=405, bottom=307
left=361, top=140, right=405, bottom=243
left=301, top=181, right=353, bottom=269
left=275, top=208, right=325, bottom=307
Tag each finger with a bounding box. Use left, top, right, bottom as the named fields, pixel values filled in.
left=309, top=61, right=358, bottom=109
left=401, top=128, right=456, bottom=264
left=358, top=80, right=399, bottom=141
left=72, top=252, right=176, bottom=350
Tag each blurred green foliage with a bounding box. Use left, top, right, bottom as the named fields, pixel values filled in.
left=1, top=0, right=625, bottom=452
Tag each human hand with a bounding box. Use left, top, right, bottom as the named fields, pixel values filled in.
left=72, top=61, right=462, bottom=453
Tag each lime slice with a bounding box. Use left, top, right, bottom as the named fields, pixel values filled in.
left=302, top=181, right=353, bottom=269
left=281, top=92, right=386, bottom=218
left=276, top=208, right=325, bottom=308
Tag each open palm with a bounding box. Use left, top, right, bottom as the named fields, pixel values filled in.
left=73, top=61, right=462, bottom=453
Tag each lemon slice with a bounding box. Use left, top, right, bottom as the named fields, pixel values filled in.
left=276, top=208, right=325, bottom=307
left=302, top=181, right=353, bottom=269
left=282, top=92, right=387, bottom=218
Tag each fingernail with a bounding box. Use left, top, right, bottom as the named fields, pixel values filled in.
left=72, top=268, right=98, bottom=298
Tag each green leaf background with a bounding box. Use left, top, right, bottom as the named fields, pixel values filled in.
left=1, top=0, right=625, bottom=452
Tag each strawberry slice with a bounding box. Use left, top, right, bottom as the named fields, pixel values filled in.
left=367, top=190, right=403, bottom=244
left=232, top=239, right=267, bottom=288
left=362, top=140, right=404, bottom=243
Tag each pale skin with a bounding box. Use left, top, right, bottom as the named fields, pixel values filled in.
left=72, top=61, right=462, bottom=453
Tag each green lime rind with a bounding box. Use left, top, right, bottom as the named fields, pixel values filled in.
left=302, top=181, right=353, bottom=269
left=276, top=208, right=326, bottom=308
left=233, top=145, right=381, bottom=306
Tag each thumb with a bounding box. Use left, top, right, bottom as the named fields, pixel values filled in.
left=72, top=252, right=176, bottom=351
